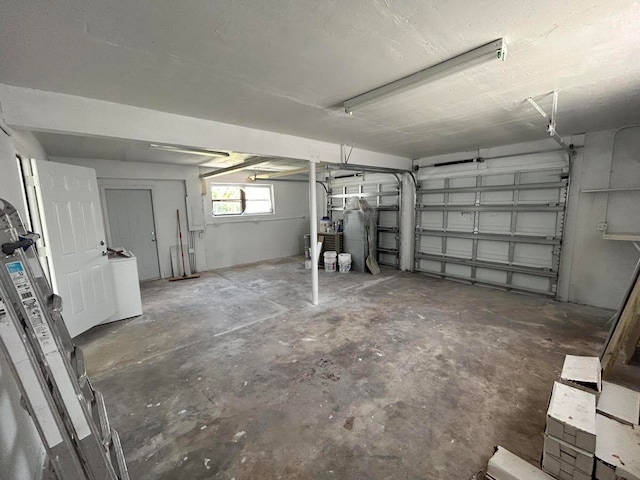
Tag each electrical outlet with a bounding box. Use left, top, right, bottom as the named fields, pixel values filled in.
left=596, top=222, right=608, bottom=231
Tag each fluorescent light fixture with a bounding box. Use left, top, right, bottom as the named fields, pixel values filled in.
left=343, top=38, right=506, bottom=114
left=149, top=143, right=230, bottom=157
left=248, top=166, right=316, bottom=181
left=199, top=157, right=275, bottom=179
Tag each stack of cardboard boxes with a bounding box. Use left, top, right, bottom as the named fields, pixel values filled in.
left=542, top=355, right=599, bottom=480
left=542, top=381, right=596, bottom=480
left=486, top=355, right=640, bottom=480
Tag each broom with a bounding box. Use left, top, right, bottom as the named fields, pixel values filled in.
left=169, top=209, right=200, bottom=281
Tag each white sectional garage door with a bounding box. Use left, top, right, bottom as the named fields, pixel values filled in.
left=414, top=157, right=569, bottom=297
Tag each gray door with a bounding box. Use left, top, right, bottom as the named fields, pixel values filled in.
left=105, top=189, right=160, bottom=281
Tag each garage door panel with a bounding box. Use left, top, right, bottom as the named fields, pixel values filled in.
left=513, top=243, right=554, bottom=268
left=421, top=193, right=445, bottom=204
left=418, top=259, right=442, bottom=272
left=477, top=240, right=509, bottom=263
left=450, top=177, right=477, bottom=188
left=481, top=190, right=514, bottom=203
left=378, top=231, right=396, bottom=244
left=379, top=252, right=397, bottom=265
left=475, top=268, right=507, bottom=285
left=447, top=238, right=472, bottom=258
left=448, top=211, right=475, bottom=230
left=482, top=174, right=516, bottom=186
left=418, top=235, right=442, bottom=254
left=511, top=273, right=551, bottom=293
left=445, top=263, right=471, bottom=277
left=516, top=212, right=558, bottom=236
left=449, top=192, right=477, bottom=204
left=521, top=170, right=561, bottom=183
left=478, top=212, right=512, bottom=233
left=378, top=210, right=396, bottom=224
left=519, top=188, right=562, bottom=203
left=421, top=179, right=446, bottom=189
left=420, top=211, right=444, bottom=229
left=415, top=165, right=568, bottom=297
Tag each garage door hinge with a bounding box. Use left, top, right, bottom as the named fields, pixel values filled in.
left=25, top=175, right=39, bottom=188
left=38, top=245, right=50, bottom=257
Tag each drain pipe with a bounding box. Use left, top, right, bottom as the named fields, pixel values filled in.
left=309, top=161, right=319, bottom=305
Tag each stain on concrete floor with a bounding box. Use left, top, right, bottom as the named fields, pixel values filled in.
left=76, top=257, right=613, bottom=479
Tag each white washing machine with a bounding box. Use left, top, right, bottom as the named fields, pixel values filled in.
left=101, top=254, right=142, bottom=325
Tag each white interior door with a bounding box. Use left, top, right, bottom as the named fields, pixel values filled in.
left=30, top=159, right=114, bottom=337
left=105, top=189, right=160, bottom=281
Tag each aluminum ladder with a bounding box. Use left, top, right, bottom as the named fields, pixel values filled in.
left=0, top=198, right=129, bottom=480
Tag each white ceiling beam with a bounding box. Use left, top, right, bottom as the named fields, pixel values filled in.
left=0, top=84, right=411, bottom=170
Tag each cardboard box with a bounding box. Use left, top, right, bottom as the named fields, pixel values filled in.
left=560, top=355, right=601, bottom=394
left=487, top=446, right=555, bottom=480
left=542, top=451, right=591, bottom=480
left=544, top=434, right=593, bottom=475
left=595, top=413, right=640, bottom=480
left=597, top=380, right=640, bottom=426
left=546, top=382, right=597, bottom=453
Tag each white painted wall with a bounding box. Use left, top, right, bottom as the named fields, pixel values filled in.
left=561, top=127, right=640, bottom=309
left=52, top=158, right=318, bottom=274
left=202, top=172, right=312, bottom=269
left=0, top=127, right=47, bottom=480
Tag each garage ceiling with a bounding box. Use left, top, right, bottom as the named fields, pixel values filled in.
left=1, top=1, right=639, bottom=159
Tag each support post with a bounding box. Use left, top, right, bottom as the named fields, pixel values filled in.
left=309, top=162, right=319, bottom=305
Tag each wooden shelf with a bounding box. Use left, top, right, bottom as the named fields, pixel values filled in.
left=602, top=232, right=640, bottom=242
left=582, top=187, right=640, bottom=193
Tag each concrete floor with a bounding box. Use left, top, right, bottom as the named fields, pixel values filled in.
left=77, top=257, right=614, bottom=480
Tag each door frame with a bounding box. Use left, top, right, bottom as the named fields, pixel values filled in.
left=99, top=183, right=163, bottom=279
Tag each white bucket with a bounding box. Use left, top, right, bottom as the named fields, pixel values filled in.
left=338, top=253, right=351, bottom=273
left=323, top=251, right=337, bottom=272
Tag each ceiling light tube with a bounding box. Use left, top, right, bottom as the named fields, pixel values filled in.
left=149, top=143, right=230, bottom=157
left=248, top=166, right=321, bottom=181
left=343, top=38, right=506, bottom=114
left=199, top=157, right=274, bottom=179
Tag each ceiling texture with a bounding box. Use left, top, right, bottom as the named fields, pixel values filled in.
left=1, top=0, right=640, bottom=161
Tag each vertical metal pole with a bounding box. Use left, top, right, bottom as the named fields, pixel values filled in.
left=309, top=162, right=319, bottom=305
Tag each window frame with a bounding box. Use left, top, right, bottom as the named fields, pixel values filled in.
left=210, top=183, right=275, bottom=217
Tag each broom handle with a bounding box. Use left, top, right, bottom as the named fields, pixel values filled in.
left=177, top=209, right=187, bottom=277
